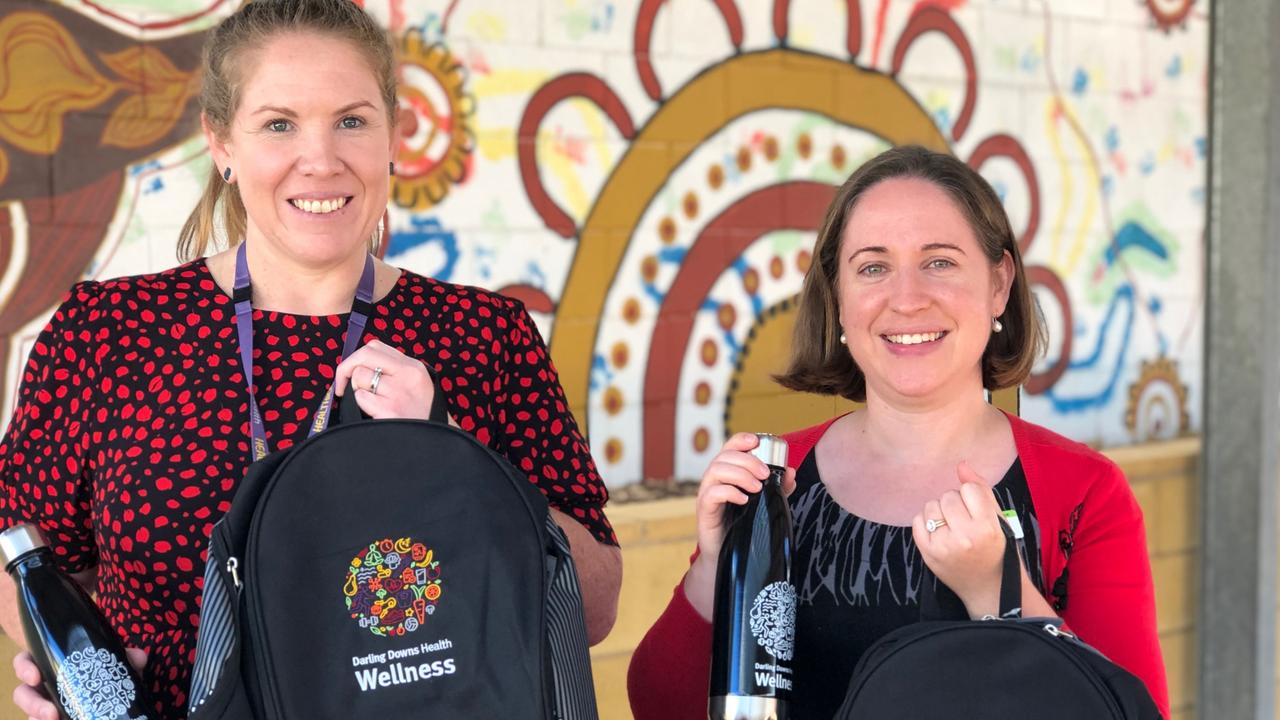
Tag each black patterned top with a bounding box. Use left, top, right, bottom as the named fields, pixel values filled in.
left=788, top=452, right=1042, bottom=719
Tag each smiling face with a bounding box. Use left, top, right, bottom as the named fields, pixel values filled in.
left=836, top=177, right=1013, bottom=405
left=204, top=31, right=395, bottom=268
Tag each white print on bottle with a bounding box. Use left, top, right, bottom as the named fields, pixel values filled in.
left=749, top=581, right=796, bottom=662
left=56, top=648, right=146, bottom=720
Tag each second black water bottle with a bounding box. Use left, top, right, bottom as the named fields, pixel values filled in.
left=709, top=434, right=796, bottom=720
left=0, top=523, right=152, bottom=720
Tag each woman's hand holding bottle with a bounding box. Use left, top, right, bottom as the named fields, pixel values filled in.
left=12, top=647, right=147, bottom=720
left=684, top=433, right=796, bottom=619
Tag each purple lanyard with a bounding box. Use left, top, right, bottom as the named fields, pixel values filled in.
left=233, top=242, right=375, bottom=460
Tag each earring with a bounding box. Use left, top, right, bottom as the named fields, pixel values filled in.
left=839, top=332, right=847, bottom=343
left=992, top=317, right=1004, bottom=333
left=222, top=167, right=232, bottom=182
left=389, top=161, right=396, bottom=176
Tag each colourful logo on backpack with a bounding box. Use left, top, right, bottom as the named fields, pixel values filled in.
left=344, top=538, right=443, bottom=638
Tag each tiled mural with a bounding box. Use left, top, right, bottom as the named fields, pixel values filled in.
left=0, top=0, right=1207, bottom=487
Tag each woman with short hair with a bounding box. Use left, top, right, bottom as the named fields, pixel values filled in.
left=627, top=145, right=1168, bottom=720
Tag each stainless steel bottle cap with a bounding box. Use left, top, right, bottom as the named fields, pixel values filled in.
left=750, top=434, right=788, bottom=468
left=0, top=524, right=46, bottom=568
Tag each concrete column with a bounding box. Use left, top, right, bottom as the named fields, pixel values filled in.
left=1200, top=1, right=1280, bottom=718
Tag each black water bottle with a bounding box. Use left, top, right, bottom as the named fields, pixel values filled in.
left=0, top=524, right=152, bottom=720
left=709, top=434, right=796, bottom=720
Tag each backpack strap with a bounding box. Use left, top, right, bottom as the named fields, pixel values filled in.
left=543, top=516, right=600, bottom=720
left=189, top=554, right=233, bottom=710
left=920, top=518, right=1021, bottom=621
left=335, top=369, right=449, bottom=425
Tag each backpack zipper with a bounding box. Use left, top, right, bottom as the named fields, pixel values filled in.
left=1043, top=623, right=1075, bottom=639
left=215, top=523, right=280, bottom=719
left=983, top=615, right=1079, bottom=642
left=244, top=548, right=286, bottom=718
left=226, top=557, right=242, bottom=590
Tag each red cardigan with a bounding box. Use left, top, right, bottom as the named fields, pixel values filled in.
left=626, top=413, right=1170, bottom=719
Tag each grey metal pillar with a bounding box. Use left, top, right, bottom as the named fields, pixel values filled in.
left=1201, top=1, right=1280, bottom=718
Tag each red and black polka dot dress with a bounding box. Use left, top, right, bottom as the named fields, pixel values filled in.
left=0, top=260, right=616, bottom=719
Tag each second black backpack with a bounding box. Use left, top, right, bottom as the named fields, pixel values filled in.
left=835, top=521, right=1162, bottom=720
left=186, top=390, right=599, bottom=719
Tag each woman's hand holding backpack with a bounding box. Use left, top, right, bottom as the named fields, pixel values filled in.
left=911, top=462, right=1058, bottom=620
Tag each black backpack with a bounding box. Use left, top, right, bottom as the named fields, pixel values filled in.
left=836, top=521, right=1162, bottom=720
left=186, top=390, right=599, bottom=719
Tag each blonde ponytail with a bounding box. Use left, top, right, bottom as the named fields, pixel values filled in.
left=178, top=165, right=249, bottom=261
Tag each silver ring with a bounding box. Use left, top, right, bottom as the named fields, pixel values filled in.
left=926, top=518, right=947, bottom=533
left=368, top=367, right=383, bottom=395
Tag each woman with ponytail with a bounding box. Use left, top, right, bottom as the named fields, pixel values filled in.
left=0, top=2, right=620, bottom=717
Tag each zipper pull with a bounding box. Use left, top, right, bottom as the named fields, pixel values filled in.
left=227, top=556, right=242, bottom=590
left=1044, top=623, right=1076, bottom=640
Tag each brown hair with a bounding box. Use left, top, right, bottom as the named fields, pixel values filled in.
left=178, top=0, right=397, bottom=261
left=774, top=145, right=1046, bottom=401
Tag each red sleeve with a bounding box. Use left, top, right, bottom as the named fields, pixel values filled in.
left=627, top=570, right=712, bottom=720
left=489, top=299, right=616, bottom=545
left=0, top=283, right=105, bottom=574
left=1058, top=464, right=1170, bottom=719
left=782, top=418, right=838, bottom=467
